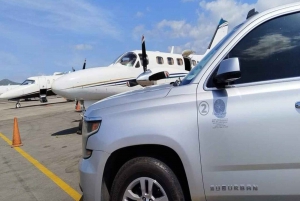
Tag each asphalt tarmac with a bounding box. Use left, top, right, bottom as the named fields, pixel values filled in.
left=0, top=97, right=83, bottom=201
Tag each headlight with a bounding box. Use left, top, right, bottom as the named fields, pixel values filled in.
left=86, top=121, right=100, bottom=133
left=82, top=120, right=101, bottom=159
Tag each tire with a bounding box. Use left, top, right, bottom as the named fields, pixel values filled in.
left=16, top=103, right=21, bottom=108
left=111, top=157, right=184, bottom=201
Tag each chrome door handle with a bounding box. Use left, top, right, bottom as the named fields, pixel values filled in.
left=295, top=102, right=300, bottom=109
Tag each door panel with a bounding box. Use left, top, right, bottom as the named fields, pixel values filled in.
left=197, top=81, right=300, bottom=200
left=38, top=77, right=47, bottom=89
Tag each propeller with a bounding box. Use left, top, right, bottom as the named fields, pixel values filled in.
left=141, top=35, right=147, bottom=72
left=126, top=35, right=170, bottom=87
left=70, top=59, right=86, bottom=72
left=149, top=71, right=169, bottom=81
left=82, top=59, right=86, bottom=69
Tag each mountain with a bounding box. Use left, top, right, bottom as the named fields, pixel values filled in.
left=0, top=79, right=20, bottom=85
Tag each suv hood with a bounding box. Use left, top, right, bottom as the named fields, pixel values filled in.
left=85, top=84, right=173, bottom=117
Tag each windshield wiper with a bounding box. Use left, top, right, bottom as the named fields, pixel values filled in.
left=172, top=77, right=182, bottom=86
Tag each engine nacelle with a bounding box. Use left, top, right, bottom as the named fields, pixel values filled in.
left=136, top=70, right=169, bottom=87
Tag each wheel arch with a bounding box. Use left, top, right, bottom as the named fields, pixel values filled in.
left=102, top=144, right=192, bottom=201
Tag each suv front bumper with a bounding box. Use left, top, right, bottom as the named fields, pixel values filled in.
left=79, top=150, right=110, bottom=201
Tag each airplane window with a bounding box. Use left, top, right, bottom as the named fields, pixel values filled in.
left=116, top=52, right=137, bottom=67
left=138, top=54, right=149, bottom=66
left=177, top=58, right=183, bottom=65
left=167, top=57, right=174, bottom=65
left=156, top=56, right=164, bottom=64
left=21, top=80, right=35, bottom=85
left=192, top=60, right=196, bottom=66
left=112, top=53, right=125, bottom=64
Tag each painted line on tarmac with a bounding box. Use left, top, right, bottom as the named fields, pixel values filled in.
left=0, top=132, right=81, bottom=201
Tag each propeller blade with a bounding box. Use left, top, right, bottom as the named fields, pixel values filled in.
left=126, top=79, right=138, bottom=87
left=141, top=35, right=147, bottom=72
left=149, top=71, right=169, bottom=81
left=82, top=59, right=86, bottom=69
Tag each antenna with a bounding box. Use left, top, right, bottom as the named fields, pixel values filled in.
left=170, top=46, right=174, bottom=54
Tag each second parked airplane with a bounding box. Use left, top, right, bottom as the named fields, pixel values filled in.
left=52, top=19, right=229, bottom=108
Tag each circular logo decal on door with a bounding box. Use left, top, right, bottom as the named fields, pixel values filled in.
left=214, top=99, right=225, bottom=114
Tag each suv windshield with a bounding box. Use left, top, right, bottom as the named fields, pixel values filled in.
left=180, top=23, right=243, bottom=86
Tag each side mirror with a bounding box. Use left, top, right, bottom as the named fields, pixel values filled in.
left=214, top=57, right=241, bottom=85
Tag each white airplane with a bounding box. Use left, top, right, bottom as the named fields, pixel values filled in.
left=52, top=18, right=228, bottom=109
left=0, top=85, right=19, bottom=95
left=0, top=73, right=64, bottom=108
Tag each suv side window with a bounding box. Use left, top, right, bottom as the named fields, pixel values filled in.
left=207, top=12, right=300, bottom=87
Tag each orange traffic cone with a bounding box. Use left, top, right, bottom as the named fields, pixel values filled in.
left=11, top=117, right=22, bottom=147
left=76, top=102, right=81, bottom=112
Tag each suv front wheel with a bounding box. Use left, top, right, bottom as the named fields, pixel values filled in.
left=111, top=157, right=185, bottom=201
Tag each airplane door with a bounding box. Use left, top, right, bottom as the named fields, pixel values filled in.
left=183, top=57, right=191, bottom=71
left=38, top=77, right=47, bottom=89
left=38, top=77, right=49, bottom=102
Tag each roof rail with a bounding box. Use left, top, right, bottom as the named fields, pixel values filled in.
left=247, top=8, right=258, bottom=19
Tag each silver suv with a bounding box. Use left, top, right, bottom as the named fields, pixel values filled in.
left=79, top=3, right=300, bottom=201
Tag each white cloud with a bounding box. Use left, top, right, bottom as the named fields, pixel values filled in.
left=133, top=0, right=300, bottom=54
left=243, top=34, right=299, bottom=59
left=0, top=0, right=120, bottom=37
left=199, top=0, right=252, bottom=27
left=74, top=44, right=93, bottom=51
left=136, top=11, right=144, bottom=17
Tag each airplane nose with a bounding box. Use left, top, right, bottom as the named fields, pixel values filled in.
left=52, top=77, right=75, bottom=100
left=0, top=93, right=6, bottom=99
left=0, top=91, right=13, bottom=100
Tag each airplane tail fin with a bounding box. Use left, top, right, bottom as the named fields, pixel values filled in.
left=206, top=18, right=228, bottom=51
left=170, top=46, right=174, bottom=54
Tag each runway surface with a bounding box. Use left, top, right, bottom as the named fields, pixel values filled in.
left=0, top=97, right=83, bottom=201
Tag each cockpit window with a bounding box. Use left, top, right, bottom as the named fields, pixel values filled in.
left=116, top=52, right=137, bottom=67
left=112, top=53, right=125, bottom=64
left=21, top=80, right=35, bottom=85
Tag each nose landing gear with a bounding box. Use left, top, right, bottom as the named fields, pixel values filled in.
left=16, top=101, right=21, bottom=108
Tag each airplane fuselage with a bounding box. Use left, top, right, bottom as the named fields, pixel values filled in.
left=52, top=51, right=191, bottom=105
left=0, top=85, right=18, bottom=95
left=0, top=75, right=62, bottom=101
left=52, top=18, right=229, bottom=108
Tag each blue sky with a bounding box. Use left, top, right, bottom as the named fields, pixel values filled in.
left=0, top=0, right=298, bottom=82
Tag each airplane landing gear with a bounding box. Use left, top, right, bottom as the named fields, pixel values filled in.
left=16, top=101, right=21, bottom=108
left=40, top=97, right=48, bottom=103
left=40, top=94, right=48, bottom=103
left=77, top=118, right=83, bottom=135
